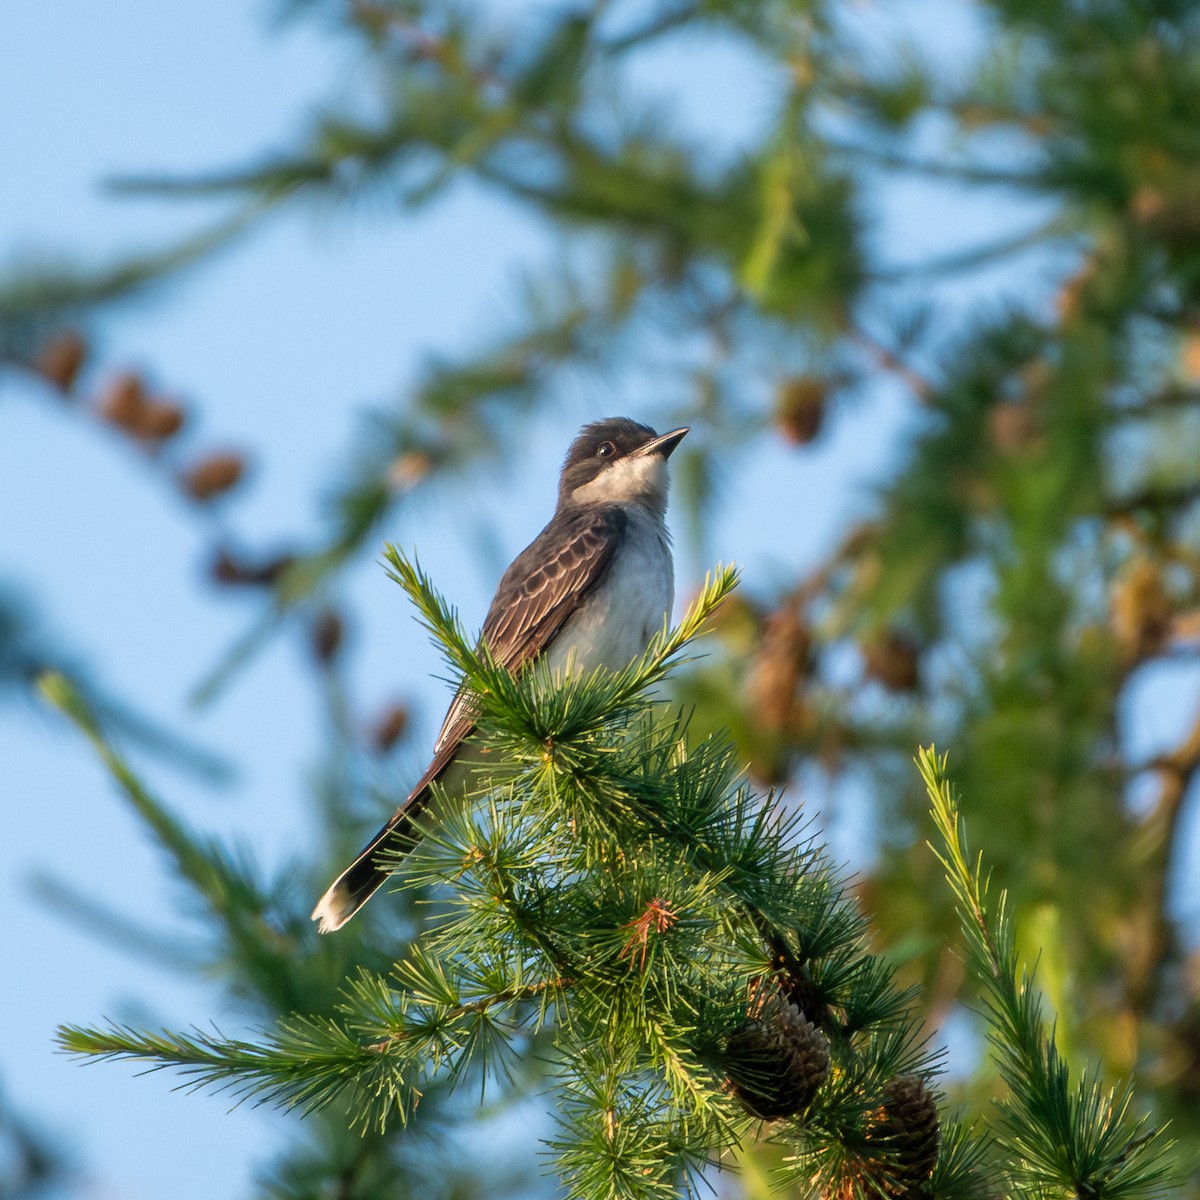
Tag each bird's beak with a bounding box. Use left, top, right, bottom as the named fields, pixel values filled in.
left=634, top=427, right=689, bottom=459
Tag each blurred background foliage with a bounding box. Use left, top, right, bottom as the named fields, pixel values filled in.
left=3, top=0, right=1200, bottom=1194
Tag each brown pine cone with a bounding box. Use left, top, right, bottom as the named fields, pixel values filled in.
left=97, top=372, right=147, bottom=432
left=745, top=601, right=811, bottom=733
left=35, top=329, right=88, bottom=393
left=775, top=376, right=828, bottom=446
left=870, top=1074, right=940, bottom=1196
left=310, top=608, right=345, bottom=665
left=181, top=452, right=246, bottom=501
left=862, top=629, right=920, bottom=692
left=987, top=400, right=1042, bottom=455
left=370, top=703, right=411, bottom=754
left=725, top=999, right=830, bottom=1120
left=133, top=398, right=187, bottom=441
left=210, top=548, right=295, bottom=588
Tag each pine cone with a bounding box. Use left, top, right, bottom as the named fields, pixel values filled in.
left=725, top=1000, right=830, bottom=1120
left=387, top=450, right=434, bottom=492
left=774, top=376, right=828, bottom=446
left=97, top=371, right=147, bottom=432
left=35, top=329, right=87, bottom=393
left=746, top=601, right=811, bottom=733
left=310, top=608, right=345, bottom=665
left=370, top=703, right=411, bottom=754
left=181, top=452, right=246, bottom=501
left=133, top=398, right=187, bottom=441
left=862, top=630, right=920, bottom=692
left=210, top=548, right=295, bottom=588
left=869, top=1074, right=940, bottom=1196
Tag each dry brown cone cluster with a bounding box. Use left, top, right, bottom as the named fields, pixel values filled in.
left=28, top=340, right=264, bottom=604
left=862, top=629, right=921, bottom=693
left=724, top=996, right=830, bottom=1121
left=93, top=367, right=249, bottom=504
left=387, top=450, right=435, bottom=492
left=28, top=345, right=253, bottom=507
left=98, top=371, right=187, bottom=442
left=743, top=598, right=814, bottom=784
left=986, top=399, right=1043, bottom=456
left=774, top=375, right=828, bottom=446
left=1055, top=258, right=1097, bottom=324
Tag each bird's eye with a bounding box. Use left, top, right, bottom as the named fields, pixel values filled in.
left=597, top=442, right=616, bottom=458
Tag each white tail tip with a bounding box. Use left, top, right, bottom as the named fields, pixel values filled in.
left=311, top=883, right=355, bottom=934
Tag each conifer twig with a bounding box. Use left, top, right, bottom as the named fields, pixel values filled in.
left=384, top=550, right=842, bottom=1025
left=918, top=747, right=1177, bottom=1200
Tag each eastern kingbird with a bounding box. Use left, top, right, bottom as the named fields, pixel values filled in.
left=312, top=417, right=689, bottom=932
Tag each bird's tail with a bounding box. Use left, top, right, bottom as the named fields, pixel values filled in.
left=310, top=789, right=432, bottom=933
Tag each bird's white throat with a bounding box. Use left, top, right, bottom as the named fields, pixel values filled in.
left=570, top=452, right=668, bottom=512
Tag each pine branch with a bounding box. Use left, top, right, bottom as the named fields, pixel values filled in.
left=868, top=214, right=1077, bottom=284
left=918, top=747, right=1178, bottom=1199
left=57, top=961, right=557, bottom=1132
left=386, top=548, right=925, bottom=1050
left=55, top=555, right=967, bottom=1197
left=56, top=1017, right=409, bottom=1123
left=0, top=203, right=267, bottom=350
left=39, top=673, right=272, bottom=924
left=0, top=592, right=229, bottom=779
left=37, top=672, right=338, bottom=1015
left=29, top=874, right=206, bottom=972
left=603, top=4, right=699, bottom=54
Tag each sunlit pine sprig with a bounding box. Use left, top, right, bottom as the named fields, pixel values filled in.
left=918, top=747, right=1178, bottom=1200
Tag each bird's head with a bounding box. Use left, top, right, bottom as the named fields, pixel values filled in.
left=557, top=418, right=689, bottom=515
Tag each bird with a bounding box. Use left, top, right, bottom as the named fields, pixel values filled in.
left=312, top=417, right=689, bottom=932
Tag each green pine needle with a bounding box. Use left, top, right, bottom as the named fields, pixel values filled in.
left=918, top=746, right=1178, bottom=1199
left=56, top=1016, right=414, bottom=1127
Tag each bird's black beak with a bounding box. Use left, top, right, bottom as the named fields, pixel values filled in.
left=634, top=427, right=689, bottom=459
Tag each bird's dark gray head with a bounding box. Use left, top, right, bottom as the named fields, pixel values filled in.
left=558, top=418, right=689, bottom=515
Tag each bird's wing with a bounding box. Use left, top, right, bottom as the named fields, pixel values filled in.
left=428, top=504, right=626, bottom=761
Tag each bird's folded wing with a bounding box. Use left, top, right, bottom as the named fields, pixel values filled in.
left=427, top=504, right=627, bottom=762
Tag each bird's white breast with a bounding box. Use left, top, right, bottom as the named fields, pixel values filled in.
left=545, top=507, right=674, bottom=675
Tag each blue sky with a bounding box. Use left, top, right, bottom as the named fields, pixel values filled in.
left=9, top=3, right=1195, bottom=1198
